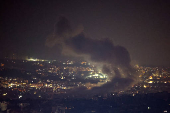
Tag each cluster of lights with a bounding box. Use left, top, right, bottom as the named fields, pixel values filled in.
left=86, top=73, right=107, bottom=79
left=3, top=93, right=7, bottom=96
left=18, top=95, right=22, bottom=99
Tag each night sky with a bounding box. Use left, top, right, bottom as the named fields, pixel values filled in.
left=1, top=0, right=170, bottom=66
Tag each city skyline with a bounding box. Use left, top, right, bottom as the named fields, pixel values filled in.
left=1, top=1, right=170, bottom=112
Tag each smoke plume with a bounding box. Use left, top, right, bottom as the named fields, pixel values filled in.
left=46, top=17, right=137, bottom=95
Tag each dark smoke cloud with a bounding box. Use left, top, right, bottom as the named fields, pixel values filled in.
left=69, top=68, right=135, bottom=96
left=65, top=34, right=131, bottom=68
left=45, top=17, right=83, bottom=48
left=54, top=16, right=72, bottom=38
left=46, top=16, right=137, bottom=96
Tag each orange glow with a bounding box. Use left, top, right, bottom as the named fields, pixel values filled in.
left=1, top=63, right=4, bottom=67
left=149, top=76, right=153, bottom=79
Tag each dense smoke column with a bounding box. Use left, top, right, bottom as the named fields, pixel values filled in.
left=65, top=34, right=131, bottom=68
left=54, top=16, right=72, bottom=38
left=46, top=16, right=137, bottom=95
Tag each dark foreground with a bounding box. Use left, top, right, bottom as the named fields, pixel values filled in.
left=0, top=92, right=170, bottom=113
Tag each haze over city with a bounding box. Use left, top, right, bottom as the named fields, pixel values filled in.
left=0, top=0, right=170, bottom=113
